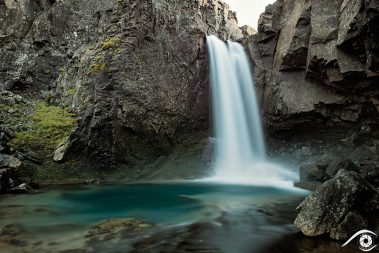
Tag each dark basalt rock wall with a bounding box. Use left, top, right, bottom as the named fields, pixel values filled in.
left=2, top=0, right=378, bottom=179
left=0, top=0, right=242, bottom=169
left=245, top=0, right=379, bottom=138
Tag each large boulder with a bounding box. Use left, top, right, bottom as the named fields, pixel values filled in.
left=294, top=169, right=378, bottom=240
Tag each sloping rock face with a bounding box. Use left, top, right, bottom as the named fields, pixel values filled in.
left=0, top=0, right=242, bottom=169
left=245, top=0, right=379, bottom=137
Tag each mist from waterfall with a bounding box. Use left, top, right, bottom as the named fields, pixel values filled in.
left=206, top=35, right=296, bottom=187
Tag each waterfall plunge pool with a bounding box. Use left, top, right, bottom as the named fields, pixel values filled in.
left=0, top=182, right=312, bottom=253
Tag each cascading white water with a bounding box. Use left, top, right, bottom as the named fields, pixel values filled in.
left=207, top=35, right=296, bottom=187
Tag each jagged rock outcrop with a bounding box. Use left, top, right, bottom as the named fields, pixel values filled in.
left=295, top=157, right=372, bottom=190
left=245, top=0, right=379, bottom=136
left=0, top=0, right=242, bottom=169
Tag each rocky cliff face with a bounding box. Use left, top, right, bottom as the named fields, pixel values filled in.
left=245, top=1, right=379, bottom=239
left=0, top=0, right=242, bottom=173
left=246, top=0, right=379, bottom=139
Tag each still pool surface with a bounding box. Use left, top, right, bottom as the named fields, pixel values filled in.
left=0, top=182, right=309, bottom=252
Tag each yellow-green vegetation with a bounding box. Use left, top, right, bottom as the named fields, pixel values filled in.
left=59, top=68, right=65, bottom=76
left=10, top=102, right=77, bottom=152
left=88, top=55, right=106, bottom=75
left=113, top=48, right=121, bottom=56
left=89, top=62, right=106, bottom=74
left=67, top=87, right=76, bottom=96
left=101, top=37, right=121, bottom=50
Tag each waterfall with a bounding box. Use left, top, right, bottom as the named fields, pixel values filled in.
left=206, top=35, right=296, bottom=187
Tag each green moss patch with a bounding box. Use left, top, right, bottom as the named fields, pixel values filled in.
left=10, top=102, right=77, bottom=153
left=101, top=37, right=121, bottom=50
left=67, top=88, right=76, bottom=96
left=89, top=62, right=106, bottom=74
left=88, top=55, right=106, bottom=75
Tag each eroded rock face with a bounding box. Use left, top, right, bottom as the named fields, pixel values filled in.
left=294, top=169, right=378, bottom=240
left=245, top=0, right=379, bottom=136
left=0, top=0, right=242, bottom=169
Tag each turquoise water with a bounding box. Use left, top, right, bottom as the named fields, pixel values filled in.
left=0, top=183, right=307, bottom=252
left=1, top=183, right=304, bottom=227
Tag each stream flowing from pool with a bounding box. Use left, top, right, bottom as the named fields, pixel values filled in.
left=206, top=36, right=296, bottom=187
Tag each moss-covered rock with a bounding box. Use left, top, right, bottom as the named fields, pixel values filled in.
left=10, top=102, right=77, bottom=155
left=101, top=37, right=121, bottom=50
left=88, top=55, right=106, bottom=75
left=67, top=88, right=76, bottom=96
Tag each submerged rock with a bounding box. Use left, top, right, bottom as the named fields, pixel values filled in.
left=0, top=224, right=30, bottom=249
left=0, top=224, right=26, bottom=237
left=86, top=218, right=154, bottom=242
left=294, top=169, right=378, bottom=239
